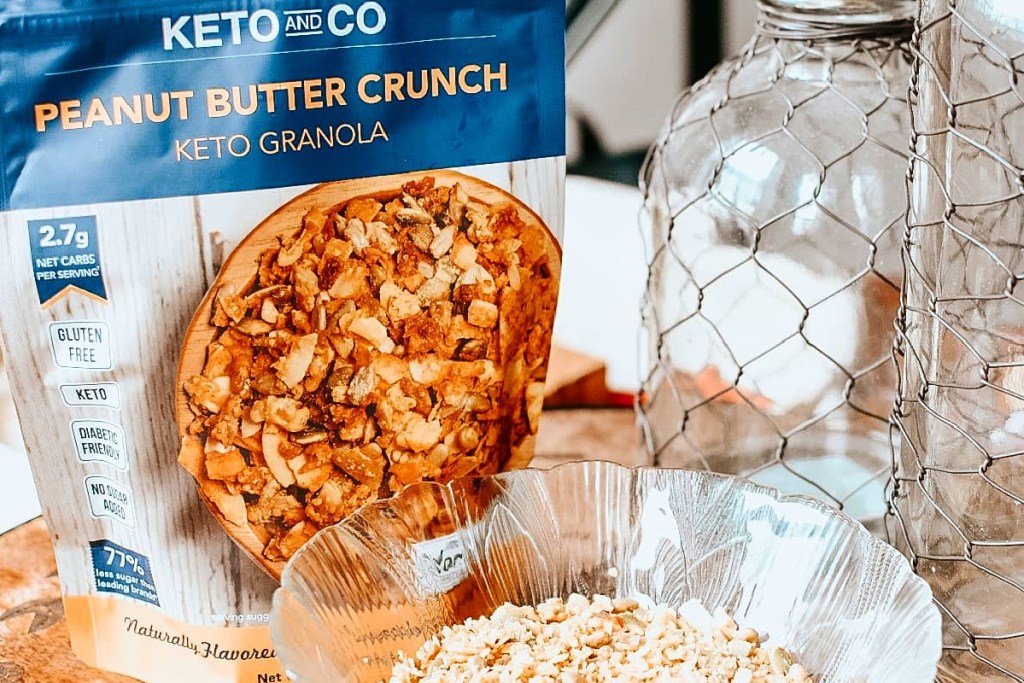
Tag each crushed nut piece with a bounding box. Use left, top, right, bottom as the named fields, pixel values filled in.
left=389, top=595, right=815, bottom=683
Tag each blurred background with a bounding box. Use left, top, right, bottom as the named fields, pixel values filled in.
left=566, top=0, right=755, bottom=181
left=0, top=0, right=760, bottom=532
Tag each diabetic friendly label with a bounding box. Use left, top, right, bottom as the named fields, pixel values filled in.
left=72, top=420, right=128, bottom=471
left=60, top=382, right=122, bottom=410
left=48, top=321, right=113, bottom=370
left=412, top=533, right=468, bottom=595
left=28, top=215, right=107, bottom=306
left=84, top=476, right=136, bottom=528
left=89, top=539, right=159, bottom=607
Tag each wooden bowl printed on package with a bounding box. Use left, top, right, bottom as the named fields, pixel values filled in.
left=175, top=170, right=562, bottom=580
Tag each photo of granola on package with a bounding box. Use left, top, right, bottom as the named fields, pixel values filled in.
left=176, top=171, right=560, bottom=577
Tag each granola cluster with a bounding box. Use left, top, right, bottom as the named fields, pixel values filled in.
left=390, top=594, right=814, bottom=683
left=180, top=175, right=558, bottom=565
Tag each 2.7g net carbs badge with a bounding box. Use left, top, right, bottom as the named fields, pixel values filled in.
left=28, top=216, right=107, bottom=307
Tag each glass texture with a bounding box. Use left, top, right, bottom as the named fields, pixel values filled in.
left=888, top=0, right=1024, bottom=680
left=758, top=0, right=916, bottom=39
left=639, top=5, right=913, bottom=533
left=270, top=462, right=940, bottom=683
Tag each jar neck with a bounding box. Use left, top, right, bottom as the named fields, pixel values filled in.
left=756, top=0, right=915, bottom=40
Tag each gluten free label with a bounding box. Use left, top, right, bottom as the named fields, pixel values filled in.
left=48, top=321, right=113, bottom=370
left=84, top=476, right=136, bottom=528
left=72, top=419, right=128, bottom=471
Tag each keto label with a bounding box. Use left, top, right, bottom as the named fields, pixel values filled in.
left=60, top=382, right=122, bottom=410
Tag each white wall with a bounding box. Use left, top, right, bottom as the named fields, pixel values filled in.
left=567, top=0, right=759, bottom=156
left=725, top=0, right=759, bottom=54
left=567, top=0, right=688, bottom=155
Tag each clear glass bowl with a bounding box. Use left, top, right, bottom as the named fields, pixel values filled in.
left=270, top=461, right=940, bottom=682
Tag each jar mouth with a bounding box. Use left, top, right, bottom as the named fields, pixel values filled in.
left=756, top=0, right=915, bottom=40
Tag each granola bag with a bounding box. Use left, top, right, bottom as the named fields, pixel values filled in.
left=0, top=0, right=565, bottom=679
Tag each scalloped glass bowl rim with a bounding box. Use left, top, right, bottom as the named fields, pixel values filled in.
left=270, top=459, right=942, bottom=681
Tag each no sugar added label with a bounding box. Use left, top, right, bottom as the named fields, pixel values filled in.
left=84, top=476, right=137, bottom=528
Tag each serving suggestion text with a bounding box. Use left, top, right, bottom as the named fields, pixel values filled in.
left=33, top=62, right=508, bottom=133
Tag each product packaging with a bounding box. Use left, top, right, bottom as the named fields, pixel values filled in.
left=0, top=1, right=565, bottom=679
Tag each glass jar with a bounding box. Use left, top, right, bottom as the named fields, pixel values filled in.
left=889, top=0, right=1024, bottom=679
left=639, top=0, right=914, bottom=531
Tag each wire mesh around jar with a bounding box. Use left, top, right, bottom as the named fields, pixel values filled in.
left=639, top=26, right=912, bottom=531
left=887, top=1, right=1024, bottom=680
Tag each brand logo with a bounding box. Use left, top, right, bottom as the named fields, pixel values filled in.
left=161, top=2, right=386, bottom=51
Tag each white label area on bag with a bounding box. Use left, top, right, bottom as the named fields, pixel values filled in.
left=60, top=382, right=121, bottom=409
left=84, top=476, right=136, bottom=528
left=412, top=533, right=468, bottom=594
left=48, top=321, right=113, bottom=370
left=71, top=420, right=128, bottom=471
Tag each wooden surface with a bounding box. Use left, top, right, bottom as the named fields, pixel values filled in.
left=0, top=407, right=638, bottom=683
left=0, top=521, right=136, bottom=683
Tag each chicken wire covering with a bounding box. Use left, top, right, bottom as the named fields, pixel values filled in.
left=887, top=0, right=1024, bottom=679
left=639, top=2, right=913, bottom=532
